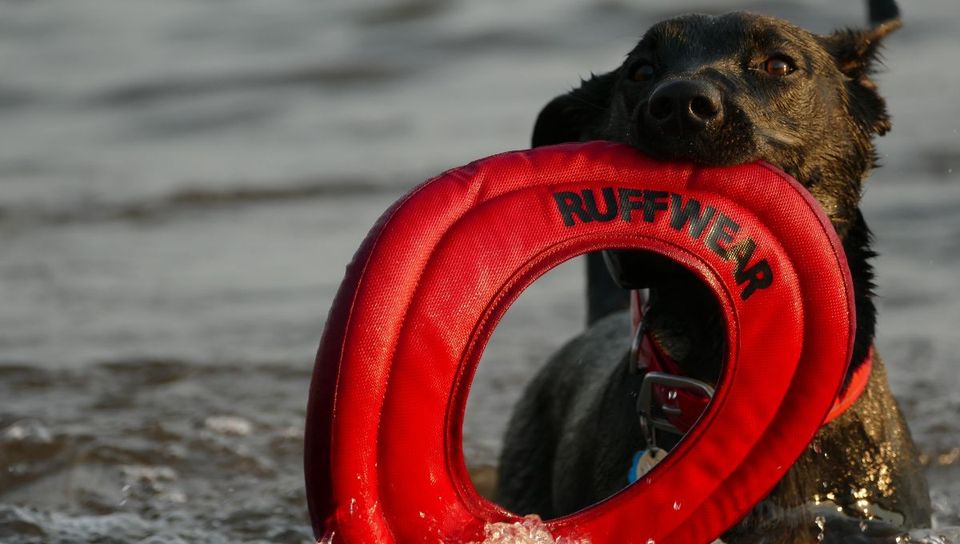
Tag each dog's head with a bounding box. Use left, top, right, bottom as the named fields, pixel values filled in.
left=534, top=12, right=900, bottom=235
left=535, top=10, right=900, bottom=381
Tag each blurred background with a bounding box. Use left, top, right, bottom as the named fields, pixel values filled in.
left=0, top=0, right=957, bottom=542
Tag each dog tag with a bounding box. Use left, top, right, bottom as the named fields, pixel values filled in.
left=628, top=447, right=668, bottom=484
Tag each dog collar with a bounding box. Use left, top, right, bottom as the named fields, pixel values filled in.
left=628, top=288, right=872, bottom=441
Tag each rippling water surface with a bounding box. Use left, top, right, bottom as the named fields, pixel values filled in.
left=1, top=0, right=958, bottom=542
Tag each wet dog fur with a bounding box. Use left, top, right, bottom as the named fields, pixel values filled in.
left=496, top=2, right=932, bottom=542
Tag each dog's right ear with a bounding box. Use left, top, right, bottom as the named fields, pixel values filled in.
left=532, top=71, right=618, bottom=147
left=822, top=10, right=901, bottom=136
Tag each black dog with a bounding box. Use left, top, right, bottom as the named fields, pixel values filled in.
left=497, top=1, right=932, bottom=542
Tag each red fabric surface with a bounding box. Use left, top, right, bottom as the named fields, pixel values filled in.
left=304, top=142, right=855, bottom=543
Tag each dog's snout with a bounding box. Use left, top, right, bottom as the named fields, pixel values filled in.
left=644, top=80, right=723, bottom=135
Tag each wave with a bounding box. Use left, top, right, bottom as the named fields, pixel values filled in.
left=89, top=62, right=416, bottom=107
left=0, top=178, right=400, bottom=227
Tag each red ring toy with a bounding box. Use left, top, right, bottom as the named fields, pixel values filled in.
left=304, top=142, right=855, bottom=543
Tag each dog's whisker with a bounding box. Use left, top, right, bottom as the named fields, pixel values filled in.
left=757, top=127, right=803, bottom=148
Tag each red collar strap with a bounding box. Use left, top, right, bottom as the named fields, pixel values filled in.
left=629, top=289, right=871, bottom=437
left=826, top=346, right=873, bottom=424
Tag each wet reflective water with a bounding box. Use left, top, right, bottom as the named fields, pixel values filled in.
left=1, top=0, right=958, bottom=542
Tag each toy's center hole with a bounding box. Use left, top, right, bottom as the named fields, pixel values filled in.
left=463, top=250, right=725, bottom=520
left=462, top=258, right=585, bottom=502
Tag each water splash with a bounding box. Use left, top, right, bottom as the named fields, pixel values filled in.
left=898, top=528, right=960, bottom=544
left=478, top=515, right=589, bottom=544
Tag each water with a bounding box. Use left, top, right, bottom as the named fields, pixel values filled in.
left=479, top=515, right=589, bottom=544
left=1, top=0, right=957, bottom=542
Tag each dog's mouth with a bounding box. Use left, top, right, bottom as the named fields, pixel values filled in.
left=630, top=127, right=762, bottom=168
left=630, top=135, right=749, bottom=167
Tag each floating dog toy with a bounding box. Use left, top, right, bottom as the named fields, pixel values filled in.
left=304, top=142, right=856, bottom=543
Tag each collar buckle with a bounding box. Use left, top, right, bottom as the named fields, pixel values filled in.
left=637, top=371, right=715, bottom=449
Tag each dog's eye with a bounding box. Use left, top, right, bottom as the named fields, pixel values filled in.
left=631, top=63, right=656, bottom=82
left=762, top=55, right=796, bottom=77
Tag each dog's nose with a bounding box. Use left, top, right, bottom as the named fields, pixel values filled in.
left=644, top=80, right=723, bottom=136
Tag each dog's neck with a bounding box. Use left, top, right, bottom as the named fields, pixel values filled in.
left=837, top=208, right=878, bottom=381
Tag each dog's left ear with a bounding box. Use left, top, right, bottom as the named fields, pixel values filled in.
left=822, top=17, right=901, bottom=135
left=532, top=70, right=618, bottom=147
